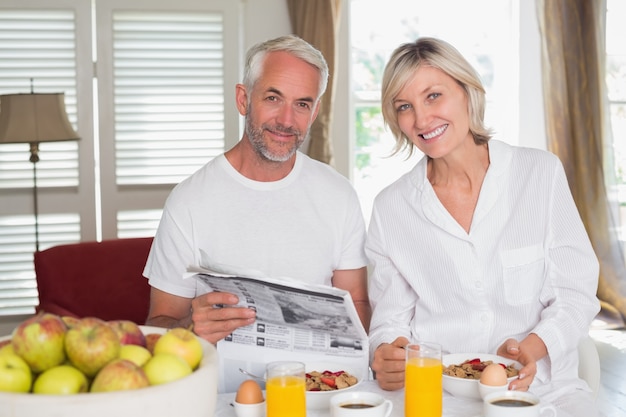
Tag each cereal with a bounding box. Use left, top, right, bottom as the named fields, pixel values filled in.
left=442, top=358, right=519, bottom=380
left=305, top=370, right=358, bottom=391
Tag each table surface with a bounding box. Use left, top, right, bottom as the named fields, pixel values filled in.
left=215, top=380, right=485, bottom=417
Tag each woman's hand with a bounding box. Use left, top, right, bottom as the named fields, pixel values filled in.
left=497, top=336, right=543, bottom=391
left=371, top=336, right=410, bottom=391
left=190, top=292, right=256, bottom=344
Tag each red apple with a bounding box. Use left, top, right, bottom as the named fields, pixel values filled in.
left=11, top=313, right=67, bottom=373
left=65, top=317, right=121, bottom=378
left=153, top=327, right=203, bottom=370
left=61, top=316, right=81, bottom=328
left=90, top=359, right=150, bottom=392
left=108, top=320, right=146, bottom=346
left=145, top=333, right=161, bottom=354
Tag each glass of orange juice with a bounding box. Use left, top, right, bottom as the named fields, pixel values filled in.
left=405, top=342, right=442, bottom=417
left=265, top=361, right=306, bottom=417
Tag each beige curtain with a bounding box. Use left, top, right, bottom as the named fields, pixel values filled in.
left=536, top=0, right=626, bottom=323
left=286, top=0, right=341, bottom=166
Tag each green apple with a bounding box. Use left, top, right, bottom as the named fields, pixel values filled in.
left=91, top=359, right=150, bottom=392
left=11, top=313, right=67, bottom=373
left=153, top=327, right=203, bottom=369
left=33, top=365, right=88, bottom=394
left=119, top=344, right=152, bottom=367
left=0, top=353, right=32, bottom=393
left=0, top=340, right=15, bottom=356
left=65, top=317, right=121, bottom=378
left=143, top=353, right=192, bottom=386
left=108, top=320, right=147, bottom=346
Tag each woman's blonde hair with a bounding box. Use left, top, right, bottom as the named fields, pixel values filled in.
left=381, top=37, right=492, bottom=156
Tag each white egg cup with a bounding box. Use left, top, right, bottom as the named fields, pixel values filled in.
left=233, top=400, right=266, bottom=417
left=478, top=381, right=508, bottom=400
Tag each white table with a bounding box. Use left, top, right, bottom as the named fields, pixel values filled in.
left=214, top=381, right=484, bottom=417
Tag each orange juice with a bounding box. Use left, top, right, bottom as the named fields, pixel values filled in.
left=266, top=375, right=306, bottom=417
left=405, top=356, right=442, bottom=417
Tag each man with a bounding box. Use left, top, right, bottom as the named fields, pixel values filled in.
left=143, top=35, right=370, bottom=344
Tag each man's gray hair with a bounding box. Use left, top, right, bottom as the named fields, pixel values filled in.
left=242, top=35, right=329, bottom=100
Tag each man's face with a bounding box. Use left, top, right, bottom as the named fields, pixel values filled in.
left=243, top=51, right=321, bottom=162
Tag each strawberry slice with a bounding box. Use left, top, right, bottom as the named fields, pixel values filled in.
left=463, top=358, right=486, bottom=371
left=320, top=376, right=336, bottom=387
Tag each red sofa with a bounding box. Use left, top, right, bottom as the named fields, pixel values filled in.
left=34, top=237, right=153, bottom=324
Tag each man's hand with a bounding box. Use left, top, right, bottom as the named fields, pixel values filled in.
left=371, top=336, right=410, bottom=391
left=191, top=292, right=256, bottom=344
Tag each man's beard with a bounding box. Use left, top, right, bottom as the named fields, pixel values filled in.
left=245, top=112, right=308, bottom=162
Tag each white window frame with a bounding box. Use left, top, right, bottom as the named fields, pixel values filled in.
left=0, top=0, right=241, bottom=316
left=94, top=0, right=241, bottom=239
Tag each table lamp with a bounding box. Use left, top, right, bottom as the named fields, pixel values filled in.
left=0, top=92, right=80, bottom=252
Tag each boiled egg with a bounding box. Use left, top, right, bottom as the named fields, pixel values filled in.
left=235, top=379, right=264, bottom=404
left=479, top=363, right=508, bottom=386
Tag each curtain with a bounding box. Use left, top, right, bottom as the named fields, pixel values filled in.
left=286, top=0, right=341, bottom=166
left=536, top=0, right=626, bottom=323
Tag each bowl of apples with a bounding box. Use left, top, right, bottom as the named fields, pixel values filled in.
left=0, top=313, right=218, bottom=417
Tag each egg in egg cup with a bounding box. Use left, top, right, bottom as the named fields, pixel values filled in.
left=234, top=379, right=265, bottom=417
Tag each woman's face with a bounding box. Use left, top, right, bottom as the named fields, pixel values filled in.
left=393, top=65, right=473, bottom=159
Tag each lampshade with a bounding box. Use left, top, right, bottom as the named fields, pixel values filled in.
left=0, top=93, right=80, bottom=144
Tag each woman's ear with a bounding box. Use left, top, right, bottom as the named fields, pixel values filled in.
left=235, top=84, right=248, bottom=116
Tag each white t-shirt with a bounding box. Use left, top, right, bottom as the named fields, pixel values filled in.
left=144, top=151, right=367, bottom=297
left=366, top=140, right=599, bottom=402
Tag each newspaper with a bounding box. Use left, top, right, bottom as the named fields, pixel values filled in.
left=186, top=265, right=369, bottom=393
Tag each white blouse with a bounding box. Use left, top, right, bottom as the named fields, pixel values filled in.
left=366, top=140, right=599, bottom=399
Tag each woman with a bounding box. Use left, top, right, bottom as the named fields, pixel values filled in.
left=366, top=37, right=599, bottom=417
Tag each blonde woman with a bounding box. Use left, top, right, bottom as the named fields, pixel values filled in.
left=367, top=37, right=599, bottom=417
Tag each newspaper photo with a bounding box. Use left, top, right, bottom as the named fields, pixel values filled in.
left=187, top=265, right=369, bottom=393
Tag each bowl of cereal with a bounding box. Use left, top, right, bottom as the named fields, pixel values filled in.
left=442, top=353, right=521, bottom=399
left=304, top=361, right=367, bottom=410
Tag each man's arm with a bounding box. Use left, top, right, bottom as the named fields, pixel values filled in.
left=145, top=287, right=194, bottom=329
left=332, top=267, right=371, bottom=333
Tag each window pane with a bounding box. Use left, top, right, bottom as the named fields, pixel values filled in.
left=117, top=209, right=161, bottom=238
left=606, top=0, right=626, bottom=246
left=0, top=9, right=79, bottom=189
left=0, top=214, right=80, bottom=316
left=112, top=11, right=225, bottom=185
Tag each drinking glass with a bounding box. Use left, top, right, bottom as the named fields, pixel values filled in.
left=405, top=342, right=442, bottom=417
left=265, top=361, right=306, bottom=417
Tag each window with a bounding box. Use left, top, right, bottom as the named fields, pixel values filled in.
left=606, top=0, right=626, bottom=242
left=350, top=0, right=518, bottom=221
left=0, top=0, right=240, bottom=316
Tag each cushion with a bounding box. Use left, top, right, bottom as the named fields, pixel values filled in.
left=34, top=237, right=153, bottom=324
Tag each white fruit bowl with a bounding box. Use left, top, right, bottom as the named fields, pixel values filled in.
left=0, top=325, right=218, bottom=417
